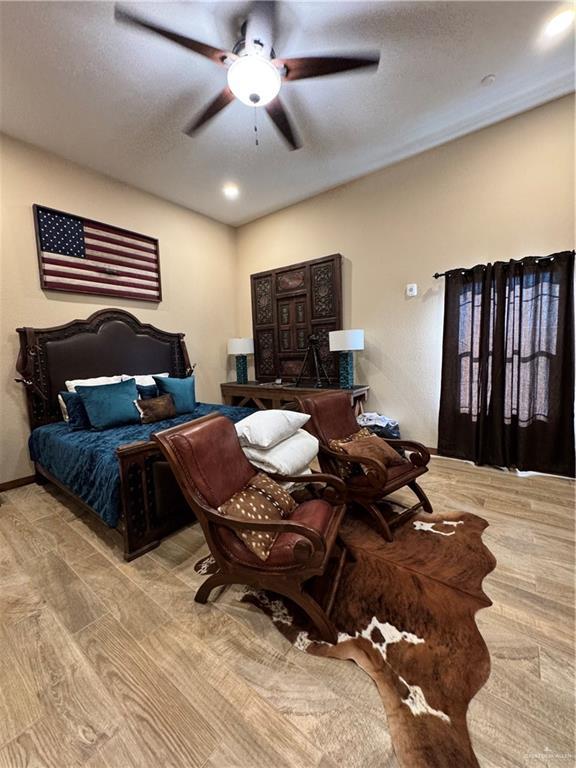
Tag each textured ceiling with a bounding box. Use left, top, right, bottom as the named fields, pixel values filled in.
left=1, top=1, right=573, bottom=225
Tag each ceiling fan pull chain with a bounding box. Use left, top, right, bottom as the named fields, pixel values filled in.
left=254, top=107, right=259, bottom=147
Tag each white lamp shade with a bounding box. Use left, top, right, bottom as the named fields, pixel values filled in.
left=227, top=337, right=254, bottom=355
left=329, top=329, right=365, bottom=352
left=227, top=55, right=281, bottom=107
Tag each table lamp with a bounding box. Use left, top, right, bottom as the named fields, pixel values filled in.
left=329, top=329, right=365, bottom=389
left=228, top=338, right=254, bottom=384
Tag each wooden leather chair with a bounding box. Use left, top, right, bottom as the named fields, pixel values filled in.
left=297, top=391, right=433, bottom=541
left=153, top=413, right=347, bottom=643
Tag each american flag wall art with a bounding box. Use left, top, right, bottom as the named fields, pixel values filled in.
left=33, top=205, right=162, bottom=302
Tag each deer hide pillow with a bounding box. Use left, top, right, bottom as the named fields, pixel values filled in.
left=330, top=428, right=407, bottom=477
left=134, top=394, right=176, bottom=424
left=218, top=472, right=296, bottom=561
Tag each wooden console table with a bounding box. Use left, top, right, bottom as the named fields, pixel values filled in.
left=221, top=382, right=369, bottom=414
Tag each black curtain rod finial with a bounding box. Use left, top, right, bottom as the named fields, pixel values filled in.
left=434, top=267, right=484, bottom=278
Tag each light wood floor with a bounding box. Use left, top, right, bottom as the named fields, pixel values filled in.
left=0, top=459, right=573, bottom=768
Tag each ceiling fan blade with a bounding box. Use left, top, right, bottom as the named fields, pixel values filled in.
left=265, top=97, right=301, bottom=151
left=184, top=87, right=236, bottom=136
left=280, top=54, right=380, bottom=81
left=115, top=5, right=232, bottom=66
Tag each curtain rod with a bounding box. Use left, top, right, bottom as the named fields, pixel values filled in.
left=433, top=267, right=485, bottom=279
left=433, top=254, right=562, bottom=279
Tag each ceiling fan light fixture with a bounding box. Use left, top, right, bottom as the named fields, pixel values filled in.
left=227, top=54, right=281, bottom=107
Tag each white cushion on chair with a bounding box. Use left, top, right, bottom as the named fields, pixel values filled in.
left=235, top=409, right=310, bottom=449
left=242, top=429, right=318, bottom=475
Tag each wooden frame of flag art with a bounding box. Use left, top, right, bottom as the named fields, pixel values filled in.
left=33, top=204, right=162, bottom=303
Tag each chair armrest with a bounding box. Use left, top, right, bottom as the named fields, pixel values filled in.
left=319, top=446, right=388, bottom=488
left=279, top=400, right=299, bottom=411
left=203, top=508, right=325, bottom=553
left=384, top=439, right=430, bottom=467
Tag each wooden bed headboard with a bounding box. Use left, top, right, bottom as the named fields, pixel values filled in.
left=16, top=308, right=192, bottom=430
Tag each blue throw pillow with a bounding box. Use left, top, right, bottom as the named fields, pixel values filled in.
left=153, top=375, right=196, bottom=415
left=76, top=379, right=140, bottom=430
left=137, top=384, right=158, bottom=400
left=59, top=391, right=91, bottom=431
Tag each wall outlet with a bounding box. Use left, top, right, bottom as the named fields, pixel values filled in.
left=406, top=283, right=418, bottom=297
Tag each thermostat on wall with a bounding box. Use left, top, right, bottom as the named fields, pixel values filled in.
left=406, top=283, right=418, bottom=297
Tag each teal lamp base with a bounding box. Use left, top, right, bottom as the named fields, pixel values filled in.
left=338, top=351, right=354, bottom=389
left=235, top=355, right=248, bottom=384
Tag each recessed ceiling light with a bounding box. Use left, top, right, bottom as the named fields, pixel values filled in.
left=222, top=182, right=240, bottom=201
left=544, top=8, right=575, bottom=38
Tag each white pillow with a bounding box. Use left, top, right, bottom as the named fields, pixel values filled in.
left=242, top=429, right=318, bottom=475
left=278, top=467, right=313, bottom=491
left=235, top=410, right=310, bottom=450
left=65, top=375, right=122, bottom=392
left=58, top=394, right=70, bottom=422
left=121, top=372, right=169, bottom=387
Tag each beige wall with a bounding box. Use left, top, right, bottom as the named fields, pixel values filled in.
left=236, top=95, right=575, bottom=448
left=1, top=95, right=573, bottom=483
left=0, top=135, right=237, bottom=483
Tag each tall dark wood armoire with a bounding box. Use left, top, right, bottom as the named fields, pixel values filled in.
left=250, top=254, right=343, bottom=385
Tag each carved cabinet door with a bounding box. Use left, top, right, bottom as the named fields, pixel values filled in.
left=250, top=254, right=342, bottom=384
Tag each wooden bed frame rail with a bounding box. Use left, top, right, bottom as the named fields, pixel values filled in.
left=116, top=441, right=192, bottom=559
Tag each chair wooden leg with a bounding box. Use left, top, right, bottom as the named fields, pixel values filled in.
left=196, top=575, right=337, bottom=643
left=360, top=502, right=393, bottom=541
left=408, top=480, right=433, bottom=514
left=195, top=571, right=227, bottom=604
left=283, top=586, right=338, bottom=644
left=194, top=570, right=340, bottom=644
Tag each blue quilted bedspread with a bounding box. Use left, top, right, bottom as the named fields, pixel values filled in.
left=29, top=403, right=256, bottom=527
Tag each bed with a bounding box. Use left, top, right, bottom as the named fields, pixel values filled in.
left=16, top=308, right=255, bottom=559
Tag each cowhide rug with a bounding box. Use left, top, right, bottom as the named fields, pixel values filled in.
left=195, top=511, right=496, bottom=768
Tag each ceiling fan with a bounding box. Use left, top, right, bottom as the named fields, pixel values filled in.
left=115, top=1, right=380, bottom=150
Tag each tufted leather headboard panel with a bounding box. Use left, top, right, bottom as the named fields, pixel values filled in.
left=16, top=308, right=192, bottom=430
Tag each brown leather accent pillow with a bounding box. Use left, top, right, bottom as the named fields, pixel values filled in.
left=329, top=427, right=407, bottom=477
left=134, top=394, right=176, bottom=424
left=218, top=472, right=296, bottom=561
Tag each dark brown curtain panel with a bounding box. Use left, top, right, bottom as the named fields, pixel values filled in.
left=438, top=251, right=575, bottom=477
